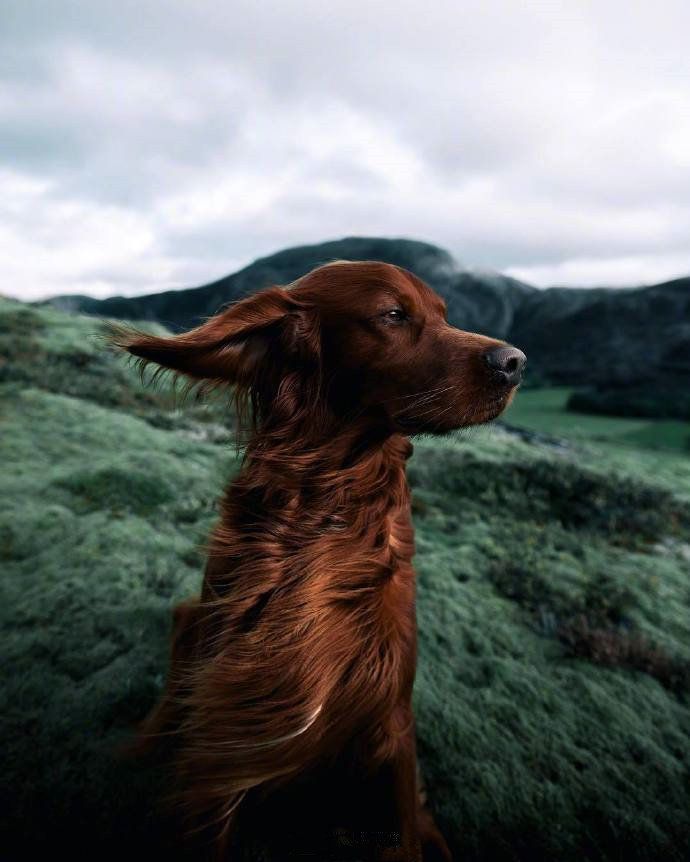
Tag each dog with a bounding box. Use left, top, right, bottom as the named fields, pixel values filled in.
left=111, top=259, right=525, bottom=861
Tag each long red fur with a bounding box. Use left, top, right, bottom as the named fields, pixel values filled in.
left=110, top=260, right=519, bottom=861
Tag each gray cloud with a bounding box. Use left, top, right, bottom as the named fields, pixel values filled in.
left=1, top=0, right=690, bottom=299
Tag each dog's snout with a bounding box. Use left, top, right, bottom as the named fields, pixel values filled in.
left=484, top=345, right=526, bottom=386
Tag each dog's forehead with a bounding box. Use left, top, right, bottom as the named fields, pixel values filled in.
left=291, top=260, right=446, bottom=318
left=396, top=276, right=447, bottom=319
left=352, top=276, right=440, bottom=317
left=363, top=267, right=444, bottom=312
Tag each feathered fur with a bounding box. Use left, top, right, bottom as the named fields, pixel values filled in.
left=111, top=260, right=523, bottom=861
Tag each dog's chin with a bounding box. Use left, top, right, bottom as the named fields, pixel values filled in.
left=391, top=388, right=517, bottom=436
left=469, top=388, right=517, bottom=427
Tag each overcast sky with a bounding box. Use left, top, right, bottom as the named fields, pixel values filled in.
left=2, top=0, right=690, bottom=299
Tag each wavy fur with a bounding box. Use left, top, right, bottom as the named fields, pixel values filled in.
left=110, top=260, right=522, bottom=861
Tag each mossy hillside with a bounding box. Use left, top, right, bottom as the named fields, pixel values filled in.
left=1, top=385, right=237, bottom=858
left=0, top=296, right=236, bottom=437
left=2, top=297, right=690, bottom=861
left=408, top=433, right=690, bottom=859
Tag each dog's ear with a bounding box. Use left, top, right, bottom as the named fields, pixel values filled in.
left=107, top=286, right=319, bottom=387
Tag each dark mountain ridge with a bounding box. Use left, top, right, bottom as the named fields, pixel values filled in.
left=509, top=278, right=690, bottom=385
left=42, top=236, right=690, bottom=389
left=44, top=236, right=536, bottom=336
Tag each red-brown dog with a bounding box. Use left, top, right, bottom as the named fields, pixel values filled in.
left=113, top=260, right=525, bottom=861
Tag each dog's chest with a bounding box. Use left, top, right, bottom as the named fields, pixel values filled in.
left=330, top=500, right=418, bottom=710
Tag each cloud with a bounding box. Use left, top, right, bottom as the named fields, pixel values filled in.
left=0, top=170, right=170, bottom=298
left=1, top=0, right=690, bottom=298
left=506, top=252, right=690, bottom=288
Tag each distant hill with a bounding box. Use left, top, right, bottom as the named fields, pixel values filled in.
left=567, top=332, right=690, bottom=420
left=43, top=236, right=536, bottom=337
left=42, top=236, right=690, bottom=391
left=509, top=278, right=690, bottom=385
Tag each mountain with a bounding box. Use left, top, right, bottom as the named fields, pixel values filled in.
left=509, top=278, right=690, bottom=385
left=44, top=236, right=536, bottom=336
left=42, top=236, right=690, bottom=392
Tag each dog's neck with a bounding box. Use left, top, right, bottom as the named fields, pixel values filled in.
left=206, top=411, right=416, bottom=587
left=240, top=406, right=411, bottom=485
left=211, top=410, right=415, bottom=550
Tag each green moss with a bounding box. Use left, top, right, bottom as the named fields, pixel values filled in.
left=1, top=299, right=690, bottom=860
left=56, top=466, right=175, bottom=514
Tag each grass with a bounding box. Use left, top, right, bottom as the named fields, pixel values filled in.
left=1, top=296, right=690, bottom=861
left=505, top=387, right=690, bottom=453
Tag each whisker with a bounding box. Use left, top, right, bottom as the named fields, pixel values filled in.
left=385, top=384, right=456, bottom=402
left=391, top=385, right=456, bottom=416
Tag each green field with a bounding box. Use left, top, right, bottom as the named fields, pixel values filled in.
left=505, top=387, right=690, bottom=454
left=2, top=297, right=690, bottom=861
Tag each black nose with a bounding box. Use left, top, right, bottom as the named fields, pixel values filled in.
left=484, top=345, right=527, bottom=386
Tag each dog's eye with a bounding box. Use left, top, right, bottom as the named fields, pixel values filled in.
left=383, top=308, right=407, bottom=324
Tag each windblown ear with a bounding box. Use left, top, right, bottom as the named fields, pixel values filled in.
left=107, top=286, right=318, bottom=387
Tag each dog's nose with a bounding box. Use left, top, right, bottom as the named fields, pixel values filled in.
left=484, top=345, right=526, bottom=386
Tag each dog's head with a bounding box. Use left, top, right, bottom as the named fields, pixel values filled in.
left=109, top=260, right=525, bottom=437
